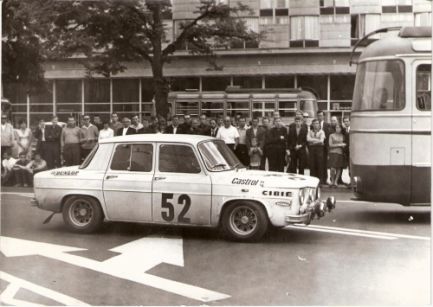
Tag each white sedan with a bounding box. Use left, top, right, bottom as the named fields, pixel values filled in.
left=32, top=134, right=336, bottom=241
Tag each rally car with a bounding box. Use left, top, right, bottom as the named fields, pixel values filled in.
left=32, top=134, right=336, bottom=241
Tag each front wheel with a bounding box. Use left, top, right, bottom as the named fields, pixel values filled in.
left=62, top=196, right=103, bottom=233
left=221, top=201, right=269, bottom=242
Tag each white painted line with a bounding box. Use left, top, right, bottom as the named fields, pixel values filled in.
left=0, top=270, right=89, bottom=306
left=285, top=225, right=396, bottom=240
left=308, top=225, right=430, bottom=241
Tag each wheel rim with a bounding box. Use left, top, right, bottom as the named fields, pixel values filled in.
left=229, top=205, right=258, bottom=236
left=68, top=199, right=94, bottom=227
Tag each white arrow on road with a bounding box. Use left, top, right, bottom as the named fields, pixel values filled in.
left=0, top=236, right=229, bottom=303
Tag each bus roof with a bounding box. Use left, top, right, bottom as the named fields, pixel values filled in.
left=359, top=27, right=431, bottom=61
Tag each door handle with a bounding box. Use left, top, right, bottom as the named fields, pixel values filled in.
left=154, top=176, right=166, bottom=181
left=106, top=175, right=118, bottom=180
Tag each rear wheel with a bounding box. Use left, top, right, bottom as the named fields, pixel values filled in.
left=62, top=196, right=103, bottom=233
left=221, top=201, right=268, bottom=242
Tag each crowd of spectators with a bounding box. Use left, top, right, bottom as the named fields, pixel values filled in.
left=1, top=110, right=351, bottom=188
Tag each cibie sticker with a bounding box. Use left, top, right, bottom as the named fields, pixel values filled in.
left=51, top=170, right=79, bottom=176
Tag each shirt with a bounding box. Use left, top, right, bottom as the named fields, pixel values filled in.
left=99, top=128, right=114, bottom=140
left=122, top=127, right=129, bottom=136
left=80, top=124, right=99, bottom=149
left=1, top=123, right=15, bottom=147
left=2, top=157, right=17, bottom=171
left=26, top=159, right=48, bottom=172
left=216, top=126, right=239, bottom=144
left=237, top=126, right=248, bottom=145
left=131, top=123, right=144, bottom=131
left=62, top=127, right=81, bottom=145
left=40, top=127, right=46, bottom=141
left=307, top=129, right=325, bottom=146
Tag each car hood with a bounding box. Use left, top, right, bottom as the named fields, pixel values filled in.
left=217, top=168, right=320, bottom=189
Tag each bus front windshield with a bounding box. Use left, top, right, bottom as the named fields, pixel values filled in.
left=198, top=140, right=243, bottom=171
left=352, top=60, right=405, bottom=111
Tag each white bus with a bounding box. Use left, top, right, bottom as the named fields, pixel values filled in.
left=350, top=26, right=431, bottom=205
left=168, top=87, right=318, bottom=125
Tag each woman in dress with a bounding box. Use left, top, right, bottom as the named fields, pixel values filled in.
left=328, top=124, right=347, bottom=187
left=14, top=120, right=33, bottom=160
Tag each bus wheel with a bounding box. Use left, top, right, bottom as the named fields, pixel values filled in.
left=62, top=196, right=103, bottom=233
left=221, top=201, right=268, bottom=242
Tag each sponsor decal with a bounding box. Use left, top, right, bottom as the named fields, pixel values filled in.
left=262, top=190, right=292, bottom=197
left=232, top=178, right=259, bottom=186
left=51, top=170, right=79, bottom=176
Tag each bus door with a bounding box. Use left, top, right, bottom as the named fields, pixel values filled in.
left=278, top=93, right=298, bottom=124
left=226, top=93, right=250, bottom=119
left=411, top=61, right=431, bottom=204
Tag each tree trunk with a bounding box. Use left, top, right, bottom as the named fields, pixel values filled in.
left=149, top=1, right=169, bottom=119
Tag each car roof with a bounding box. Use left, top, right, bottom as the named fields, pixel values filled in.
left=98, top=133, right=216, bottom=145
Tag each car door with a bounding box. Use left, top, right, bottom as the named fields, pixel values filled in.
left=103, top=143, right=154, bottom=222
left=152, top=143, right=212, bottom=226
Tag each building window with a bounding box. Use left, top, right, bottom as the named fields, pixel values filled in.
left=230, top=18, right=260, bottom=49
left=112, top=79, right=139, bottom=115
left=141, top=78, right=154, bottom=102
left=350, top=14, right=381, bottom=45
left=84, top=79, right=110, bottom=103
left=259, top=0, right=289, bottom=25
left=290, top=16, right=319, bottom=48
left=170, top=77, right=200, bottom=91
left=381, top=0, right=412, bottom=13
left=264, top=76, right=295, bottom=88
left=320, top=0, right=350, bottom=15
left=297, top=75, right=327, bottom=101
left=415, top=12, right=432, bottom=26
left=56, top=80, right=81, bottom=103
left=202, top=77, right=231, bottom=91
left=233, top=76, right=262, bottom=89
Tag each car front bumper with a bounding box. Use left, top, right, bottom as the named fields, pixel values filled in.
left=285, top=196, right=336, bottom=225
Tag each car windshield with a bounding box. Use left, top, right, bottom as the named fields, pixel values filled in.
left=198, top=140, right=243, bottom=171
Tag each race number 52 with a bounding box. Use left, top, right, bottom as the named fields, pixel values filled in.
left=161, top=193, right=191, bottom=223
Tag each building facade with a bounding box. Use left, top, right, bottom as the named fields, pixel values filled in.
left=3, top=0, right=432, bottom=126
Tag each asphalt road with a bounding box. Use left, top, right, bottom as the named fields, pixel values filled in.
left=0, top=187, right=430, bottom=306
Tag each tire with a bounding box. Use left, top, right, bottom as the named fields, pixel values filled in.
left=62, top=196, right=103, bottom=233
left=221, top=201, right=269, bottom=242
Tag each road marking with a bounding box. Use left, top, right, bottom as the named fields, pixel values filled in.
left=286, top=225, right=430, bottom=241
left=309, top=225, right=430, bottom=241
left=285, top=225, right=396, bottom=240
left=0, top=270, right=89, bottom=306
left=0, top=236, right=230, bottom=303
left=1, top=192, right=34, bottom=198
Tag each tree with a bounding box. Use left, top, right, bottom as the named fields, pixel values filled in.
left=46, top=0, right=260, bottom=118
left=2, top=0, right=52, bottom=94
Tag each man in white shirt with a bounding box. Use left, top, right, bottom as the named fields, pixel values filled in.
left=1, top=115, right=15, bottom=156
left=216, top=116, right=239, bottom=152
left=1, top=152, right=17, bottom=186
left=99, top=122, right=114, bottom=140
left=235, top=117, right=249, bottom=166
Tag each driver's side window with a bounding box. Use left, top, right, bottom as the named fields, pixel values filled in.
left=159, top=144, right=201, bottom=174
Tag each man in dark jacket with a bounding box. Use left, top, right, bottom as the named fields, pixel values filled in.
left=246, top=117, right=266, bottom=169
left=116, top=117, right=136, bottom=136
left=316, top=111, right=331, bottom=184
left=209, top=119, right=219, bottom=137
left=166, top=115, right=184, bottom=134
left=35, top=116, right=62, bottom=169
left=287, top=115, right=308, bottom=174
left=265, top=117, right=287, bottom=172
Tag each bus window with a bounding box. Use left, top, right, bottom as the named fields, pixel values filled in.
left=299, top=99, right=316, bottom=118
left=175, top=101, right=199, bottom=115
left=416, top=64, right=431, bottom=111
left=352, top=60, right=405, bottom=111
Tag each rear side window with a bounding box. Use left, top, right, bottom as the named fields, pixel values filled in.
left=110, top=144, right=153, bottom=172
left=159, top=144, right=201, bottom=173
left=416, top=64, right=431, bottom=111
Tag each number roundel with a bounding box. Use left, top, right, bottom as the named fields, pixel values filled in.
left=161, top=193, right=191, bottom=223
